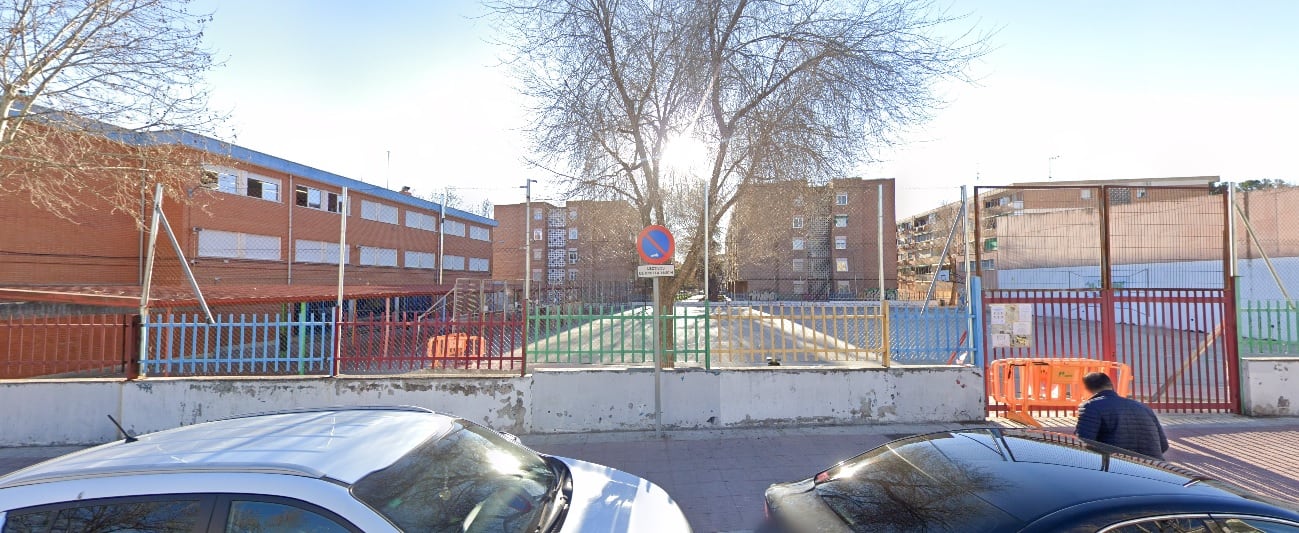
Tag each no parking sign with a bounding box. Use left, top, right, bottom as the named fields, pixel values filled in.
left=636, top=225, right=675, bottom=265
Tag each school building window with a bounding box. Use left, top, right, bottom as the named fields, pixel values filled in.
left=568, top=249, right=578, bottom=264
left=208, top=166, right=280, bottom=202
left=405, top=211, right=437, bottom=232
left=792, top=258, right=805, bottom=272
left=295, top=185, right=341, bottom=213
left=835, top=236, right=847, bottom=250
left=443, top=255, right=466, bottom=271
left=834, top=215, right=848, bottom=228
left=198, top=230, right=281, bottom=261
left=836, top=193, right=848, bottom=205
left=835, top=257, right=849, bottom=272
left=568, top=228, right=579, bottom=240
left=359, top=246, right=398, bottom=267
left=404, top=251, right=437, bottom=269
left=442, top=219, right=467, bottom=237
left=567, top=269, right=578, bottom=281
left=792, top=216, right=804, bottom=229
left=294, top=239, right=346, bottom=265
left=792, top=280, right=806, bottom=294
left=469, top=226, right=491, bottom=241
left=360, top=200, right=398, bottom=224
left=468, top=257, right=490, bottom=272
left=792, top=238, right=805, bottom=251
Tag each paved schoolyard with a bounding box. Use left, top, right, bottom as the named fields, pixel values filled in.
left=2, top=415, right=1296, bottom=533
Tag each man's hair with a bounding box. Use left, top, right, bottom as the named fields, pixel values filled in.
left=1083, top=372, right=1114, bottom=392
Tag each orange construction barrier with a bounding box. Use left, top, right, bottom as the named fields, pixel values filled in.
left=988, top=358, right=1133, bottom=427
left=427, top=333, right=486, bottom=367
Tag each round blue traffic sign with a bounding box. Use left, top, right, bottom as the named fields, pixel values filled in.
left=637, top=225, right=675, bottom=265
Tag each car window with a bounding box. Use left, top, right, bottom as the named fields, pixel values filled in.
left=812, top=431, right=1019, bottom=532
left=2, top=497, right=204, bottom=533
left=1218, top=518, right=1299, bottom=533
left=1105, top=517, right=1214, bottom=533
left=225, top=500, right=349, bottom=533
left=351, top=420, right=557, bottom=533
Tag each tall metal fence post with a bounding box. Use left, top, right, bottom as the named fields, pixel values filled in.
left=962, top=185, right=975, bottom=364
left=972, top=276, right=984, bottom=368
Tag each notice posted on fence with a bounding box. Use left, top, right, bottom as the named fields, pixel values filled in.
left=989, top=303, right=1033, bottom=348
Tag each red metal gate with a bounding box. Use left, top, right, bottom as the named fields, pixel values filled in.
left=982, top=288, right=1239, bottom=414
left=975, top=184, right=1239, bottom=415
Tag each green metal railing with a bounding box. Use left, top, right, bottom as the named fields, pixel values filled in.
left=1238, top=300, right=1299, bottom=356
left=526, top=304, right=710, bottom=366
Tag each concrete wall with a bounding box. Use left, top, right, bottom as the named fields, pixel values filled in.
left=0, top=366, right=983, bottom=446
left=1241, top=357, right=1296, bottom=416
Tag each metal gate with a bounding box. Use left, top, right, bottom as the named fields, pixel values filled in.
left=975, top=184, right=1240, bottom=415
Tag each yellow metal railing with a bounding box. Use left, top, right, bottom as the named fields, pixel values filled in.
left=708, top=302, right=890, bottom=367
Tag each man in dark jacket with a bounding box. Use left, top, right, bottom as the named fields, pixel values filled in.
left=1075, top=372, right=1169, bottom=460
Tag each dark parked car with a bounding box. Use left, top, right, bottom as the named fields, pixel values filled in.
left=762, top=428, right=1299, bottom=533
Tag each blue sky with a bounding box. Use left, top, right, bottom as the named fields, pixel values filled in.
left=192, top=0, right=1299, bottom=217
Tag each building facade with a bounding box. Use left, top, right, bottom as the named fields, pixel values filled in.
left=726, top=178, right=897, bottom=299
left=0, top=130, right=496, bottom=295
left=492, top=199, right=640, bottom=300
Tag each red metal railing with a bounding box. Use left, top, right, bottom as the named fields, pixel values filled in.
left=0, top=314, right=137, bottom=379
left=336, top=311, right=525, bottom=376
left=984, top=288, right=1238, bottom=415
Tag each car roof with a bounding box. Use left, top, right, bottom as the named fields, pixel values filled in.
left=886, top=429, right=1299, bottom=524
left=0, top=406, right=458, bottom=489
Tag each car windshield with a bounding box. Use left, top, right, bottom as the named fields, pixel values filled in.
left=351, top=420, right=557, bottom=533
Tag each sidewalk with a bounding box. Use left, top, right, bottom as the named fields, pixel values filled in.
left=2, top=416, right=1296, bottom=533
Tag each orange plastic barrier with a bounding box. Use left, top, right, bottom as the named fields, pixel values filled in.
left=427, top=333, right=486, bottom=366
left=988, top=358, right=1133, bottom=427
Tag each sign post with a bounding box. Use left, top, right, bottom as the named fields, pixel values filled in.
left=636, top=225, right=675, bottom=436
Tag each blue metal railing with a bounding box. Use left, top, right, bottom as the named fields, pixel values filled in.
left=142, top=312, right=334, bottom=376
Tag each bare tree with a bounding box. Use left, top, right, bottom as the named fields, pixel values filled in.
left=492, top=0, right=985, bottom=307
left=0, top=0, right=222, bottom=224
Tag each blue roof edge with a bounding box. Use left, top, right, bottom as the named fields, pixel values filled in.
left=130, top=130, right=497, bottom=227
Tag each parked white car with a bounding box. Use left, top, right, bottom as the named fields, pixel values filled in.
left=0, top=406, right=691, bottom=532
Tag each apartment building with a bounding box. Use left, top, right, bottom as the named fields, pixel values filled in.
left=726, top=178, right=897, bottom=299
left=0, top=129, right=496, bottom=296
left=897, top=200, right=970, bottom=285
left=492, top=199, right=640, bottom=295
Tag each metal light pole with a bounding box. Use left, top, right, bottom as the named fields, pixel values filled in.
left=704, top=180, right=710, bottom=300
left=438, top=187, right=448, bottom=286
left=522, top=179, right=536, bottom=304
left=1048, top=155, right=1061, bottom=180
